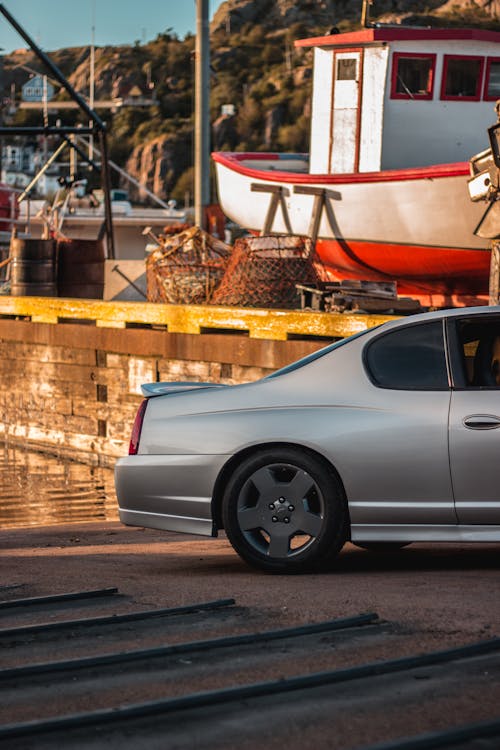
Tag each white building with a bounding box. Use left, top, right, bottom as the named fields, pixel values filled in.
left=21, top=75, right=55, bottom=102
left=1, top=143, right=62, bottom=195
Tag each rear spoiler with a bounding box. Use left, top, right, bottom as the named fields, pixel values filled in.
left=140, top=381, right=229, bottom=397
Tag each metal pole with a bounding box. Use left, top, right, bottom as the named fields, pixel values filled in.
left=69, top=134, right=77, bottom=181
left=195, top=0, right=210, bottom=229
left=89, top=0, right=96, bottom=161
left=61, top=135, right=100, bottom=171
left=42, top=75, right=48, bottom=172
left=0, top=127, right=94, bottom=136
left=98, top=130, right=115, bottom=260
left=17, top=140, right=68, bottom=202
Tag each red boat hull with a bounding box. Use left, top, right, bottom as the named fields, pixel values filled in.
left=315, top=237, right=490, bottom=306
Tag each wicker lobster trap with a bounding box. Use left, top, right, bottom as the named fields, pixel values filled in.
left=210, top=234, right=323, bottom=309
left=146, top=226, right=230, bottom=305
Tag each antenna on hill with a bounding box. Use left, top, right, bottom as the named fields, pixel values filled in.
left=361, top=0, right=374, bottom=28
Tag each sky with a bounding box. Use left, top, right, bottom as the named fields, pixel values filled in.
left=0, top=0, right=226, bottom=53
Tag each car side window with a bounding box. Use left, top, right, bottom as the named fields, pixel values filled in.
left=456, top=319, right=500, bottom=387
left=365, top=320, right=448, bottom=390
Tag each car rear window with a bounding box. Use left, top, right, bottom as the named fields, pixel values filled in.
left=365, top=320, right=448, bottom=390
left=266, top=327, right=375, bottom=379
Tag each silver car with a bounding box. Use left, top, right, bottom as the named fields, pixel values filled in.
left=115, top=306, right=500, bottom=573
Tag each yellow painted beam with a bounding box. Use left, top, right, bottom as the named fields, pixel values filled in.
left=0, top=297, right=397, bottom=340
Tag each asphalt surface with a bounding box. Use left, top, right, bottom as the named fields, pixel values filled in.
left=1, top=522, right=500, bottom=749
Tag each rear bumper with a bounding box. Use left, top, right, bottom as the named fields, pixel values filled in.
left=114, top=453, right=231, bottom=537
left=119, top=508, right=214, bottom=536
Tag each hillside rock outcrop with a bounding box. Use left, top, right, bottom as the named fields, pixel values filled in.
left=124, top=132, right=191, bottom=203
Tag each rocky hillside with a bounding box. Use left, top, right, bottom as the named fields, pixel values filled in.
left=3, top=0, right=500, bottom=203
left=213, top=0, right=500, bottom=31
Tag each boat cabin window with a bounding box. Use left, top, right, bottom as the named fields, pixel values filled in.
left=337, top=58, right=357, bottom=81
left=484, top=57, right=500, bottom=100
left=440, top=55, right=484, bottom=100
left=391, top=52, right=436, bottom=100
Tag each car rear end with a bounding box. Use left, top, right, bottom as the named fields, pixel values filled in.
left=114, top=384, right=230, bottom=537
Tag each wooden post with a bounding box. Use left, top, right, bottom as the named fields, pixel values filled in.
left=250, top=183, right=293, bottom=235
left=489, top=241, right=500, bottom=305
left=361, top=0, right=374, bottom=27
left=294, top=186, right=327, bottom=245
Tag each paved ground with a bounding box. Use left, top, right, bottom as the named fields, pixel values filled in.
left=1, top=522, right=500, bottom=748
left=2, top=522, right=499, bottom=646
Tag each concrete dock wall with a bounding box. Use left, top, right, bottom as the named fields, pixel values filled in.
left=0, top=299, right=392, bottom=466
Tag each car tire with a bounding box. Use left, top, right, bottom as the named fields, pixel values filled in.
left=222, top=447, right=349, bottom=574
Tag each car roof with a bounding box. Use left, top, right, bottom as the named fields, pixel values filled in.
left=376, top=305, right=500, bottom=333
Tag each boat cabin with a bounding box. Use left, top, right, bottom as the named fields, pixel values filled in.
left=295, top=28, right=500, bottom=173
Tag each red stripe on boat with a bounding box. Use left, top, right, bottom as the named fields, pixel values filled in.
left=211, top=152, right=470, bottom=185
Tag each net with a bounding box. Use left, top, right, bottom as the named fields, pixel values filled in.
left=210, top=235, right=323, bottom=309
left=146, top=226, right=230, bottom=305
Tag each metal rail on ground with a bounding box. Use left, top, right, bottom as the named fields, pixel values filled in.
left=0, top=611, right=379, bottom=680
left=360, top=716, right=500, bottom=750
left=0, top=587, right=119, bottom=610
left=0, top=598, right=235, bottom=638
left=1, top=636, right=500, bottom=740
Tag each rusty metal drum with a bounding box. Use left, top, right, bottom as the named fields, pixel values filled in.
left=10, top=237, right=57, bottom=297
left=57, top=239, right=105, bottom=299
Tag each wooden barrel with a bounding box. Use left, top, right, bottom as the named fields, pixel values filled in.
left=57, top=239, right=105, bottom=299
left=10, top=238, right=57, bottom=297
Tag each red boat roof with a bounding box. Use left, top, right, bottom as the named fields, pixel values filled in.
left=295, top=27, right=500, bottom=48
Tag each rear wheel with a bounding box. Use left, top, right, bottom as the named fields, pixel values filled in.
left=222, top=448, right=348, bottom=573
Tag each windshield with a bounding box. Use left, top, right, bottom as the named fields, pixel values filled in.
left=266, top=327, right=377, bottom=379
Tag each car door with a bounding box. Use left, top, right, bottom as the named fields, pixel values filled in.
left=357, top=318, right=456, bottom=525
left=448, top=315, right=500, bottom=524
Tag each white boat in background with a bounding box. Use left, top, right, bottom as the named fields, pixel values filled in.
left=213, top=26, right=500, bottom=307
left=19, top=187, right=187, bottom=260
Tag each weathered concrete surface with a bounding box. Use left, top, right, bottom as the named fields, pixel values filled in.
left=0, top=320, right=321, bottom=466
left=2, top=521, right=500, bottom=748
left=0, top=301, right=392, bottom=465
left=2, top=521, right=498, bottom=645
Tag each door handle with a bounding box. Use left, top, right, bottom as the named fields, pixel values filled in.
left=463, top=414, right=500, bottom=429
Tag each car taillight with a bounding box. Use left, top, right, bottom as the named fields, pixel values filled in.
left=129, top=399, right=148, bottom=455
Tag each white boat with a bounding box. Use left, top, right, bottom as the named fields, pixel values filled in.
left=213, top=26, right=500, bottom=306
left=19, top=188, right=187, bottom=260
